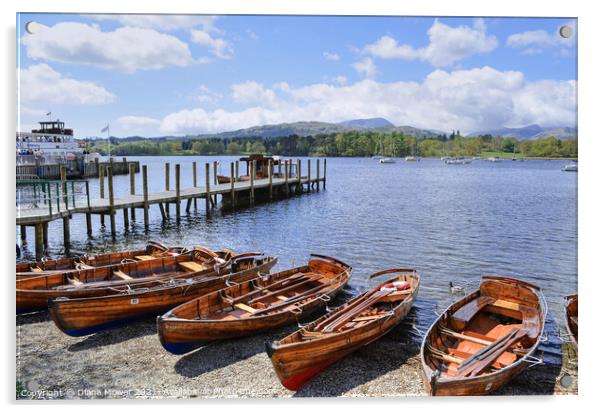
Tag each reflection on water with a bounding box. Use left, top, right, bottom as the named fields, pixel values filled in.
left=16, top=156, right=577, bottom=364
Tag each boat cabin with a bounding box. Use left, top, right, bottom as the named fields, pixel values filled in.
left=32, top=121, right=74, bottom=136
left=239, top=154, right=283, bottom=179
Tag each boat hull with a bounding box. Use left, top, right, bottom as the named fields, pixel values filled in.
left=48, top=257, right=277, bottom=336
left=267, top=271, right=419, bottom=390
left=158, top=256, right=352, bottom=354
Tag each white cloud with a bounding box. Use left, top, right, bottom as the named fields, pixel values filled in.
left=195, top=85, right=223, bottom=104
left=190, top=30, right=233, bottom=59
left=117, top=116, right=161, bottom=131
left=91, top=15, right=218, bottom=32
left=21, top=22, right=196, bottom=73
left=363, top=18, right=498, bottom=67
left=19, top=63, right=114, bottom=105
left=352, top=57, right=377, bottom=78
left=507, top=21, right=576, bottom=55
left=246, top=29, right=259, bottom=40
left=231, top=81, right=277, bottom=106
left=323, top=52, right=340, bottom=61
left=159, top=66, right=575, bottom=135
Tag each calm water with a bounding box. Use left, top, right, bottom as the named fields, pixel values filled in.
left=17, top=156, right=578, bottom=363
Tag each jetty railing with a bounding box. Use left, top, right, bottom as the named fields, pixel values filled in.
left=16, top=179, right=90, bottom=219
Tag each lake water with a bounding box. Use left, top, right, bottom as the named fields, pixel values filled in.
left=16, top=155, right=578, bottom=364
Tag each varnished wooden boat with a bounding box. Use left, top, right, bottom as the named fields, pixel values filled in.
left=16, top=241, right=187, bottom=278
left=564, top=293, right=578, bottom=350
left=158, top=254, right=352, bottom=355
left=48, top=254, right=278, bottom=336
left=17, top=247, right=233, bottom=313
left=266, top=268, right=419, bottom=390
left=421, top=275, right=547, bottom=396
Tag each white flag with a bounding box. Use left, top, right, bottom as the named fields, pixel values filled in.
left=101, top=124, right=109, bottom=133
left=46, top=111, right=51, bottom=116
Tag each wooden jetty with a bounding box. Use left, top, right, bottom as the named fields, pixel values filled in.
left=17, top=158, right=327, bottom=259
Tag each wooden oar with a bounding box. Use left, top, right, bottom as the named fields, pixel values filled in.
left=225, top=272, right=309, bottom=304
left=322, top=290, right=390, bottom=332
left=251, top=282, right=334, bottom=316
left=456, top=328, right=526, bottom=377
left=247, top=274, right=322, bottom=304
left=312, top=289, right=378, bottom=332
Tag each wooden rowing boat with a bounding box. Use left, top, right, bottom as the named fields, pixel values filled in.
left=564, top=293, right=578, bottom=350
left=48, top=254, right=278, bottom=336
left=17, top=247, right=233, bottom=313
left=266, top=268, right=419, bottom=390
left=157, top=254, right=352, bottom=355
left=16, top=240, right=187, bottom=278
left=420, top=275, right=547, bottom=396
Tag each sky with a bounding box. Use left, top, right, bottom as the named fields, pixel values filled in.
left=16, top=14, right=577, bottom=138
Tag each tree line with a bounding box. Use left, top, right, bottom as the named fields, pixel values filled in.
left=86, top=131, right=577, bottom=158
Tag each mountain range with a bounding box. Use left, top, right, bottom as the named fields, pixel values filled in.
left=468, top=124, right=577, bottom=140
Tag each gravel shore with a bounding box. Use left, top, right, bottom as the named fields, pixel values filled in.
left=16, top=311, right=577, bottom=399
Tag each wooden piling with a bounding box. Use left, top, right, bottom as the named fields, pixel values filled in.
left=250, top=160, right=255, bottom=205
left=284, top=160, right=289, bottom=196
left=158, top=203, right=167, bottom=220
left=62, top=216, right=70, bottom=250
left=142, top=165, right=149, bottom=228
left=316, top=158, right=320, bottom=192
left=323, top=158, right=327, bottom=189
left=213, top=161, right=218, bottom=205
left=269, top=159, right=273, bottom=200
left=205, top=163, right=210, bottom=212
left=129, top=163, right=136, bottom=220
left=86, top=213, right=92, bottom=236
left=192, top=161, right=198, bottom=209
left=42, top=223, right=48, bottom=248
left=20, top=225, right=26, bottom=241
left=99, top=164, right=105, bottom=226
left=34, top=223, right=44, bottom=260
left=307, top=159, right=311, bottom=192
left=123, top=207, right=129, bottom=230
left=297, top=160, right=302, bottom=194
left=235, top=161, right=239, bottom=182
left=230, top=162, right=235, bottom=207
left=175, top=164, right=181, bottom=220
left=278, top=159, right=282, bottom=177
left=107, top=166, right=116, bottom=237
left=165, top=162, right=170, bottom=216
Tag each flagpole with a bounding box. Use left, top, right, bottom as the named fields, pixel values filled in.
left=107, top=123, right=111, bottom=159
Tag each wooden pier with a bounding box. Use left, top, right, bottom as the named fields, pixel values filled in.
left=16, top=158, right=327, bottom=259
left=16, top=157, right=140, bottom=180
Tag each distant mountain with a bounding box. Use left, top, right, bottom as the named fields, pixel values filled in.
left=338, top=117, right=395, bottom=129
left=468, top=124, right=577, bottom=140
left=195, top=118, right=441, bottom=140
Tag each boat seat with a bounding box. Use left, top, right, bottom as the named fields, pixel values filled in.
left=113, top=270, right=133, bottom=280
left=31, top=266, right=43, bottom=272
left=234, top=303, right=257, bottom=314
left=179, top=261, right=207, bottom=272
left=447, top=348, right=512, bottom=371
left=451, top=296, right=496, bottom=330
left=135, top=255, right=155, bottom=261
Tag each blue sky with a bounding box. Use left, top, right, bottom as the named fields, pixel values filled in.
left=17, top=14, right=577, bottom=137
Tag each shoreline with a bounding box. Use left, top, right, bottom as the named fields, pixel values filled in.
left=16, top=312, right=578, bottom=399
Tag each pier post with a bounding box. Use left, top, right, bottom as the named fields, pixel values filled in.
left=250, top=160, right=255, bottom=205
left=205, top=163, right=210, bottom=213
left=297, top=160, right=301, bottom=194
left=107, top=166, right=116, bottom=237
left=307, top=159, right=311, bottom=192
left=34, top=223, right=44, bottom=260
left=316, top=158, right=320, bottom=192
left=269, top=159, right=273, bottom=200
left=284, top=160, right=289, bottom=196
left=94, top=158, right=99, bottom=178
left=142, top=165, right=149, bottom=229
left=123, top=207, right=129, bottom=230
left=323, top=158, right=327, bottom=189
left=230, top=162, right=235, bottom=207
left=60, top=166, right=68, bottom=208
left=213, top=161, right=218, bottom=205
left=192, top=161, right=198, bottom=209
left=99, top=164, right=105, bottom=226
left=20, top=225, right=26, bottom=241
left=278, top=159, right=282, bottom=177
left=62, top=216, right=70, bottom=250
left=43, top=223, right=48, bottom=248
left=86, top=213, right=92, bottom=236
left=164, top=163, right=170, bottom=216
left=129, top=163, right=136, bottom=220
left=175, top=164, right=181, bottom=221
left=235, top=161, right=239, bottom=182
